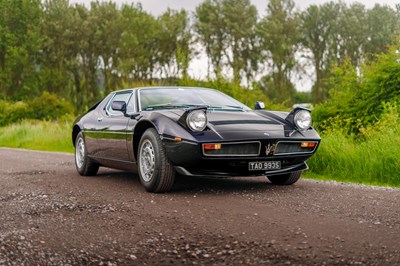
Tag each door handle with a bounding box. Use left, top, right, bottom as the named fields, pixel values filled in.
left=97, top=117, right=103, bottom=122
left=130, top=113, right=142, bottom=120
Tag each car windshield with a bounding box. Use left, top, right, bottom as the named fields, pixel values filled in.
left=139, top=87, right=251, bottom=111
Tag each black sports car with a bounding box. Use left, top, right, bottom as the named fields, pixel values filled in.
left=72, top=87, right=320, bottom=192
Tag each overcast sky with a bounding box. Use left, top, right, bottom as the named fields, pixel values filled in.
left=70, top=0, right=399, bottom=16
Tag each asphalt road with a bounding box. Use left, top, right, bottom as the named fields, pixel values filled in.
left=0, top=147, right=399, bottom=265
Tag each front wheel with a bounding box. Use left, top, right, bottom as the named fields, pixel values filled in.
left=75, top=132, right=99, bottom=176
left=138, top=128, right=175, bottom=192
left=267, top=171, right=302, bottom=185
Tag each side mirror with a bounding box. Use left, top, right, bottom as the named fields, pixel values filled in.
left=111, top=101, right=127, bottom=113
left=254, top=101, right=265, bottom=110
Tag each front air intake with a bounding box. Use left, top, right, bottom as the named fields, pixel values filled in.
left=274, top=141, right=318, bottom=155
left=202, top=141, right=261, bottom=157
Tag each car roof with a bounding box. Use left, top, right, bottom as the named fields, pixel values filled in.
left=112, top=86, right=213, bottom=94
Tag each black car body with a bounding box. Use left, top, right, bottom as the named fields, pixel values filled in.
left=72, top=87, right=321, bottom=192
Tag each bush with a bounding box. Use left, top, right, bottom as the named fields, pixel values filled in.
left=0, top=92, right=74, bottom=126
left=29, top=91, right=74, bottom=120
left=0, top=100, right=29, bottom=126
left=313, top=48, right=400, bottom=134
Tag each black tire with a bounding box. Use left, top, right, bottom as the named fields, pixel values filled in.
left=267, top=171, right=302, bottom=185
left=138, top=128, right=175, bottom=192
left=75, top=132, right=99, bottom=176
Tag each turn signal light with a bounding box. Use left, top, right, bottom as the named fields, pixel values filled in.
left=300, top=142, right=316, bottom=148
left=203, top=144, right=222, bottom=150
left=174, top=137, right=182, bottom=141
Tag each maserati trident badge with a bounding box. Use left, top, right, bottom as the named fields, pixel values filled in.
left=265, top=144, right=275, bottom=156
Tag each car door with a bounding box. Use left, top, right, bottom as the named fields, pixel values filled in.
left=94, top=91, right=133, bottom=162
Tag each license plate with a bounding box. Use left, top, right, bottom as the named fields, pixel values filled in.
left=249, top=161, right=281, bottom=171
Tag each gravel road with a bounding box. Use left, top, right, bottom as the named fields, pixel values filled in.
left=0, top=147, right=399, bottom=265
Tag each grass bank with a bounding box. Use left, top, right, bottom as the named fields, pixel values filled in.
left=0, top=120, right=73, bottom=153
left=307, top=121, right=400, bottom=188
left=307, top=135, right=400, bottom=188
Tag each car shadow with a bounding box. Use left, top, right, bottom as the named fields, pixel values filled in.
left=94, top=169, right=141, bottom=184
left=173, top=174, right=283, bottom=194
left=93, top=169, right=300, bottom=194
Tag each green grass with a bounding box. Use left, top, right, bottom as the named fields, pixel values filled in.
left=307, top=129, right=400, bottom=188
left=0, top=119, right=74, bottom=153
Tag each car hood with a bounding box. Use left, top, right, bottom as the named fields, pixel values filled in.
left=206, top=111, right=283, bottom=131
left=160, top=110, right=289, bottom=140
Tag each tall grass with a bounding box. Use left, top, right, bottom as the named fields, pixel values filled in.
left=0, top=119, right=73, bottom=153
left=308, top=106, right=400, bottom=187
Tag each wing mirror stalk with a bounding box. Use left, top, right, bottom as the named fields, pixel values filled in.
left=254, top=101, right=265, bottom=110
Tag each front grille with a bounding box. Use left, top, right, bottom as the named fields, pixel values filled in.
left=202, top=141, right=261, bottom=157
left=274, top=141, right=318, bottom=155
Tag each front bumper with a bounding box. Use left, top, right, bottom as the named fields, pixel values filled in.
left=163, top=137, right=318, bottom=178
left=175, top=162, right=308, bottom=178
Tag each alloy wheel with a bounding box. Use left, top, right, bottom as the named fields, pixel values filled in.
left=139, top=139, right=155, bottom=182
left=75, top=137, right=85, bottom=169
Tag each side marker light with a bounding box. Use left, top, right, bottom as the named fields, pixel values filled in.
left=203, top=144, right=222, bottom=150
left=301, top=142, right=316, bottom=148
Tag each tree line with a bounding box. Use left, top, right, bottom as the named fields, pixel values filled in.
left=0, top=0, right=399, bottom=110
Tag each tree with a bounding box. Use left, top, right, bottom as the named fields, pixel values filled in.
left=194, top=0, right=258, bottom=84
left=89, top=1, right=122, bottom=93
left=41, top=0, right=106, bottom=109
left=41, top=1, right=94, bottom=108
left=221, top=0, right=258, bottom=84
left=0, top=0, right=42, bottom=99
left=300, top=2, right=341, bottom=103
left=157, top=9, right=192, bottom=79
left=40, top=0, right=81, bottom=103
left=364, top=4, right=399, bottom=60
left=74, top=3, right=102, bottom=107
left=335, top=3, right=367, bottom=67
left=194, top=0, right=225, bottom=78
left=257, top=0, right=299, bottom=103
left=119, top=4, right=160, bottom=81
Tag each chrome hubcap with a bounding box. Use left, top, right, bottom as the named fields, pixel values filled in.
left=75, top=137, right=85, bottom=169
left=139, top=139, right=155, bottom=182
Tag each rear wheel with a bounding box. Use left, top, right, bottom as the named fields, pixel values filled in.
left=75, top=132, right=99, bottom=176
left=138, top=128, right=175, bottom=192
left=267, top=171, right=302, bottom=185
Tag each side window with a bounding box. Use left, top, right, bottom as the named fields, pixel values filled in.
left=106, top=92, right=132, bottom=116
left=126, top=92, right=136, bottom=113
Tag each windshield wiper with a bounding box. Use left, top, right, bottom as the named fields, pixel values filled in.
left=208, top=105, right=244, bottom=111
left=225, top=105, right=244, bottom=110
